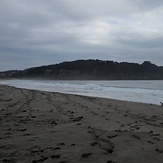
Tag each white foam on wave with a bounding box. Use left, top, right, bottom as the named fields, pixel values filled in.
left=0, top=79, right=163, bottom=105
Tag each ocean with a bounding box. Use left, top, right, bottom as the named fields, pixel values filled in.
left=0, top=79, right=163, bottom=105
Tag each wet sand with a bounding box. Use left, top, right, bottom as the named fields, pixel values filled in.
left=0, top=85, right=163, bottom=163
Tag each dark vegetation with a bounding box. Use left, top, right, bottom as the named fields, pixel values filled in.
left=0, top=60, right=163, bottom=80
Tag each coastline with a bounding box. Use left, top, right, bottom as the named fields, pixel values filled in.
left=0, top=79, right=163, bottom=105
left=0, top=85, right=163, bottom=163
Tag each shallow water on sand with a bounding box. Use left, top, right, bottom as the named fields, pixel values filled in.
left=0, top=79, right=163, bottom=105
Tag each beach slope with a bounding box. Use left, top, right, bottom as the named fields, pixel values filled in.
left=0, top=85, right=163, bottom=163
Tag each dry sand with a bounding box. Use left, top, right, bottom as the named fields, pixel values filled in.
left=0, top=85, right=163, bottom=163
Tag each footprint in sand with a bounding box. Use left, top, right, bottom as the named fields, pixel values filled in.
left=58, top=161, right=67, bottom=163
left=107, top=161, right=117, bottom=163
left=51, top=154, right=60, bottom=159
left=98, top=138, right=115, bottom=154
left=32, top=156, right=48, bottom=163
left=155, top=148, right=163, bottom=153
left=81, top=152, right=92, bottom=158
left=147, top=140, right=154, bottom=144
left=57, top=142, right=65, bottom=146
left=90, top=141, right=98, bottom=146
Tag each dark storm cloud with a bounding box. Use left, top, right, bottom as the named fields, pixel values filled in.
left=0, top=0, right=163, bottom=71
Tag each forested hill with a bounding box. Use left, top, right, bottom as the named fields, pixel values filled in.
left=0, top=60, right=163, bottom=80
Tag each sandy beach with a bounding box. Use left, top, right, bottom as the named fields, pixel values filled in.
left=0, top=85, right=163, bottom=163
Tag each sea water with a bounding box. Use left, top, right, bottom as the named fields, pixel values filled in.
left=0, top=79, right=163, bottom=105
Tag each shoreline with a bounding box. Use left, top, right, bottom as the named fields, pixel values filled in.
left=1, top=83, right=161, bottom=106
left=0, top=83, right=163, bottom=106
left=0, top=85, right=163, bottom=162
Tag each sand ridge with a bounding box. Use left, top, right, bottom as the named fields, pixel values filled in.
left=0, top=85, right=163, bottom=163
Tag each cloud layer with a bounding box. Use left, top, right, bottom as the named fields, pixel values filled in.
left=0, top=0, right=163, bottom=70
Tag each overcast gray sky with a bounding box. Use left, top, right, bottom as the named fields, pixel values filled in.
left=0, top=0, right=163, bottom=71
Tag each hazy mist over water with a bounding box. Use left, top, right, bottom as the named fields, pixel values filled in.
left=0, top=80, right=163, bottom=105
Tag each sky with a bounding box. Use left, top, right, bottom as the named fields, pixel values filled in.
left=0, top=0, right=163, bottom=71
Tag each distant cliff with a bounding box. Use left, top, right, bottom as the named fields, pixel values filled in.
left=0, top=60, right=163, bottom=80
